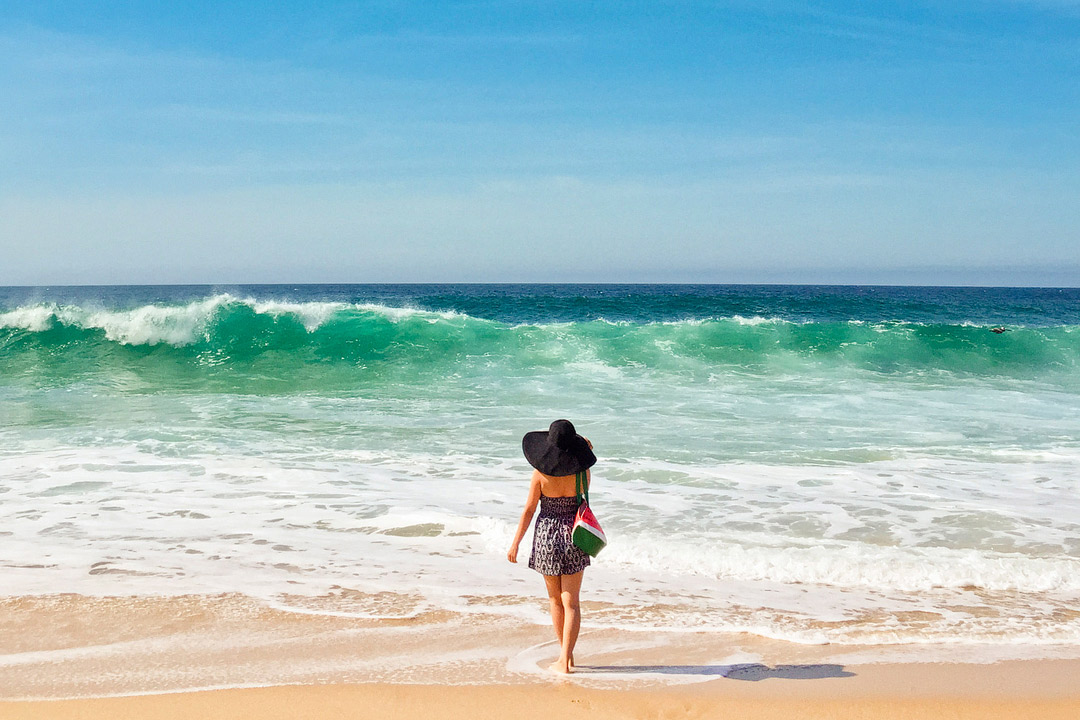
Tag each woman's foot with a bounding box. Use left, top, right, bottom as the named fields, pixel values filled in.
left=548, top=659, right=571, bottom=674
left=568, top=654, right=575, bottom=670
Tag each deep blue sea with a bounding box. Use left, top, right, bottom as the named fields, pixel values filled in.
left=2, top=284, right=1078, bottom=649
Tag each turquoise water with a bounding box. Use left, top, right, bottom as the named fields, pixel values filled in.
left=2, top=285, right=1079, bottom=647
left=3, top=286, right=1079, bottom=395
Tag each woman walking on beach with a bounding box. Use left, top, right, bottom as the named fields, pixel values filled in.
left=507, top=419, right=596, bottom=674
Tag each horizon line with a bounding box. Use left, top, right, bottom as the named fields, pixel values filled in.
left=3, top=281, right=1080, bottom=290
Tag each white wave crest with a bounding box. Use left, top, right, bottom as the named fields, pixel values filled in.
left=2, top=297, right=235, bottom=345
left=64, top=296, right=233, bottom=346
left=355, top=303, right=470, bottom=323
left=251, top=299, right=347, bottom=332
left=656, top=315, right=790, bottom=327
left=729, top=315, right=785, bottom=326
left=0, top=295, right=483, bottom=346
left=0, top=305, right=58, bottom=332
left=604, top=536, right=1080, bottom=594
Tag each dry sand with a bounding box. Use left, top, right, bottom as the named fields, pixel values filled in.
left=2, top=671, right=1079, bottom=720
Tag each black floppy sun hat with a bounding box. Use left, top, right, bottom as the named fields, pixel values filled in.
left=522, top=419, right=596, bottom=476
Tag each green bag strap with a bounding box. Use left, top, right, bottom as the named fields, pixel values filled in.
left=575, top=470, right=589, bottom=506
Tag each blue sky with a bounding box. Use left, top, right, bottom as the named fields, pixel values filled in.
left=1, top=1, right=1078, bottom=285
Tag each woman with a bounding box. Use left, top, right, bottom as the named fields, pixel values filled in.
left=507, top=419, right=596, bottom=674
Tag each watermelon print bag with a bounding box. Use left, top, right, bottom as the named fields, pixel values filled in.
left=572, top=470, right=607, bottom=557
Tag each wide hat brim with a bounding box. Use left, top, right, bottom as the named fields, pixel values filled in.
left=522, top=429, right=596, bottom=476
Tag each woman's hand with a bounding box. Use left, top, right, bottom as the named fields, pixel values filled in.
left=507, top=544, right=519, bottom=563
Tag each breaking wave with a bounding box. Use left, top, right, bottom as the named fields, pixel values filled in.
left=1, top=295, right=1077, bottom=389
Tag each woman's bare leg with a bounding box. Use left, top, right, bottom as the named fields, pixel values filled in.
left=542, top=575, right=564, bottom=647
left=552, top=571, right=583, bottom=674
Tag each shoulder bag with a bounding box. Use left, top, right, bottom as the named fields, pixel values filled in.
left=571, top=470, right=607, bottom=557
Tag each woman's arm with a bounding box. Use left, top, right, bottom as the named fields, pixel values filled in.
left=507, top=471, right=542, bottom=563
left=582, top=437, right=593, bottom=494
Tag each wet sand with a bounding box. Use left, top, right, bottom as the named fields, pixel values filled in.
left=1, top=593, right=1078, bottom=719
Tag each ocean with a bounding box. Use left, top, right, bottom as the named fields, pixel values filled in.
left=2, top=284, right=1079, bottom=653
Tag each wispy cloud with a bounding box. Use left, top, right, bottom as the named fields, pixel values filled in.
left=144, top=105, right=355, bottom=126
left=786, top=2, right=1080, bottom=55
left=346, top=30, right=582, bottom=45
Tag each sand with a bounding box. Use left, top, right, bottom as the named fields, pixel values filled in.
left=2, top=671, right=1079, bottom=720
left=1, top=593, right=1078, bottom=719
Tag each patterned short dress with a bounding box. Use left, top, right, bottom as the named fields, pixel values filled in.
left=528, top=495, right=590, bottom=576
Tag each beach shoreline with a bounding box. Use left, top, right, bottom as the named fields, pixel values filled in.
left=2, top=593, right=1079, bottom=720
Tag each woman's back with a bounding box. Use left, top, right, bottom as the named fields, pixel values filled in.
left=536, top=469, right=587, bottom=498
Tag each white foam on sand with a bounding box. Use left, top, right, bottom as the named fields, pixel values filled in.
left=2, top=437, right=1079, bottom=649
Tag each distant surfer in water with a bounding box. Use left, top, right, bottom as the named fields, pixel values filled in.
left=991, top=327, right=1008, bottom=334
left=507, top=419, right=596, bottom=674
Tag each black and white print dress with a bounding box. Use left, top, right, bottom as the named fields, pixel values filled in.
left=528, top=495, right=590, bottom=576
